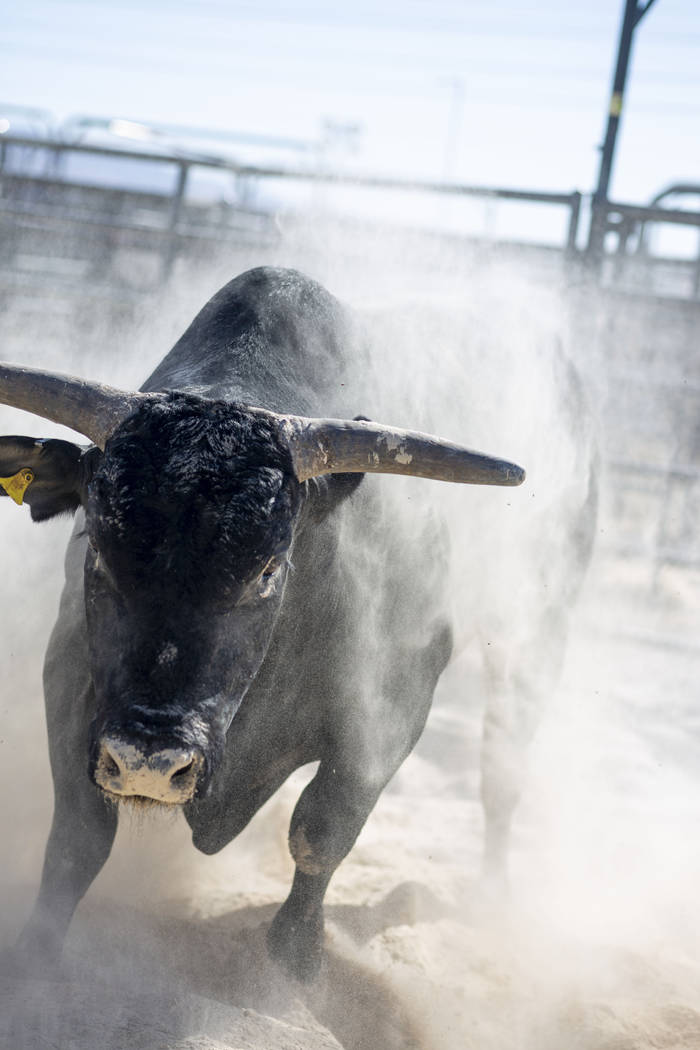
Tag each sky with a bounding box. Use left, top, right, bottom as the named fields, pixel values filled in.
left=2, top=1, right=699, bottom=228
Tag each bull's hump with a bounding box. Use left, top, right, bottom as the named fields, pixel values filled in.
left=141, top=267, right=353, bottom=415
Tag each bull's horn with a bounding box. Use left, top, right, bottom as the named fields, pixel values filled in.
left=279, top=416, right=526, bottom=487
left=0, top=363, right=148, bottom=449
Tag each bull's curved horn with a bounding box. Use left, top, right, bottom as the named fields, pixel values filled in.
left=278, top=416, right=526, bottom=487
left=0, top=363, right=149, bottom=449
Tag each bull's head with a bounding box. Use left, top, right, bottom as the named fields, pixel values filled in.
left=0, top=362, right=525, bottom=806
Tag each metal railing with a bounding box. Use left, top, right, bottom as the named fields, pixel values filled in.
left=0, top=134, right=583, bottom=274
left=4, top=133, right=700, bottom=295
left=588, top=197, right=700, bottom=299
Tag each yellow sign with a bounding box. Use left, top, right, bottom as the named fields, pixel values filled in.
left=610, top=92, right=623, bottom=117
left=0, top=468, right=35, bottom=505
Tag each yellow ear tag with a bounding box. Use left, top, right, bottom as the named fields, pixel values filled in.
left=0, top=468, right=35, bottom=506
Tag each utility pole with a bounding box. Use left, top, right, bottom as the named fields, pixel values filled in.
left=587, top=0, right=659, bottom=258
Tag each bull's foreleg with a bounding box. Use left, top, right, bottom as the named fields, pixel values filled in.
left=14, top=786, right=117, bottom=972
left=16, top=593, right=117, bottom=974
left=12, top=536, right=120, bottom=973
left=267, top=761, right=383, bottom=982
left=480, top=608, right=568, bottom=882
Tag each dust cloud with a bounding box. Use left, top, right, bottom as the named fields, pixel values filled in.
left=2, top=220, right=700, bottom=1050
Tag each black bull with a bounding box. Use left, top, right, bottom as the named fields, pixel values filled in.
left=0, top=267, right=593, bottom=981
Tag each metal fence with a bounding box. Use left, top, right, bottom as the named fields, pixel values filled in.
left=0, top=133, right=584, bottom=280
left=2, top=133, right=699, bottom=291
left=590, top=196, right=700, bottom=300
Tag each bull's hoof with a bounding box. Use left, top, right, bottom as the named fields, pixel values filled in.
left=479, top=851, right=510, bottom=898
left=0, top=941, right=63, bottom=981
left=266, top=904, right=324, bottom=983
left=4, top=920, right=66, bottom=981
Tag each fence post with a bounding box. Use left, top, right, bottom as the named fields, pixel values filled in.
left=565, top=192, right=582, bottom=257
left=162, top=162, right=189, bottom=282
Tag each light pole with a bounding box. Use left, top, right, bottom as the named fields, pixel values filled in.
left=587, top=0, right=659, bottom=259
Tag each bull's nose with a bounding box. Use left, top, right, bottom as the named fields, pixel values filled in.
left=94, top=735, right=203, bottom=803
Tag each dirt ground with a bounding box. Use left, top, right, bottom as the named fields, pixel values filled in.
left=2, top=529, right=700, bottom=1049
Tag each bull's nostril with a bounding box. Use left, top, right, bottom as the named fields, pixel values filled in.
left=104, top=754, right=120, bottom=778
left=171, top=759, right=194, bottom=780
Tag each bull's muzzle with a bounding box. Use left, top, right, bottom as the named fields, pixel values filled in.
left=94, top=735, right=203, bottom=804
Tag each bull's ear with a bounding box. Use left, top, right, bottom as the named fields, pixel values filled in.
left=0, top=436, right=101, bottom=522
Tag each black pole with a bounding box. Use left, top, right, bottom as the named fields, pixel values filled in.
left=588, top=0, right=659, bottom=258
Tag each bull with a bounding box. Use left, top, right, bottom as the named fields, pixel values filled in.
left=0, top=266, right=588, bottom=982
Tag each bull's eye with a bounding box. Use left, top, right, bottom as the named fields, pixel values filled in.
left=257, top=558, right=280, bottom=597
